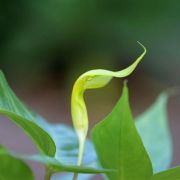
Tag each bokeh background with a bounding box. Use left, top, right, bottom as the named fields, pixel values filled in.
left=0, top=0, right=180, bottom=179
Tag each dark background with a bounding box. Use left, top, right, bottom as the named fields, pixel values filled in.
left=0, top=1, right=180, bottom=179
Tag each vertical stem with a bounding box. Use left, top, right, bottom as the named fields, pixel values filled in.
left=45, top=167, right=52, bottom=180
left=73, top=173, right=79, bottom=180
left=77, top=136, right=85, bottom=166
left=73, top=135, right=86, bottom=180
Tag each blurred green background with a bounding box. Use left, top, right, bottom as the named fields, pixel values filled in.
left=1, top=0, right=180, bottom=84
left=0, top=0, right=180, bottom=179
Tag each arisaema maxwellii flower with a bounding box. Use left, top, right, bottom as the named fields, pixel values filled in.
left=71, top=42, right=146, bottom=166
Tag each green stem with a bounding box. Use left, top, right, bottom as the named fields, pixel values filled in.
left=45, top=167, right=52, bottom=180
left=72, top=135, right=85, bottom=180
left=73, top=173, right=78, bottom=180
left=77, top=137, right=85, bottom=166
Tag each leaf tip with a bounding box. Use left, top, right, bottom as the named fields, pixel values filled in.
left=137, top=41, right=147, bottom=54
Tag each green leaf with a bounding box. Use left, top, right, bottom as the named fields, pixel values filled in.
left=20, top=154, right=109, bottom=174
left=0, top=146, right=34, bottom=180
left=91, top=83, right=153, bottom=180
left=0, top=71, right=56, bottom=157
left=17, top=121, right=109, bottom=174
left=151, top=167, right=180, bottom=180
left=136, top=92, right=172, bottom=173
left=0, top=71, right=110, bottom=174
